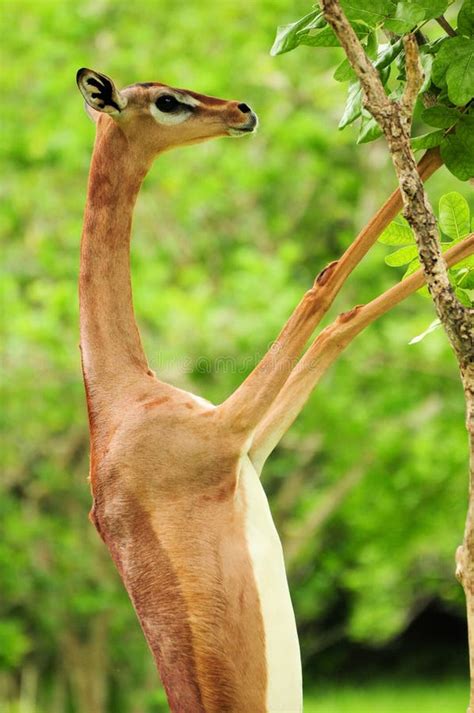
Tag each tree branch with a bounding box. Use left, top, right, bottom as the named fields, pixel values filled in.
left=320, top=0, right=391, bottom=126
left=401, top=34, right=423, bottom=117
left=320, top=0, right=474, bottom=704
left=321, top=1, right=472, bottom=367
left=436, top=15, right=457, bottom=37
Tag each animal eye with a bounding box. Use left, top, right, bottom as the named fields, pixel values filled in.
left=155, top=95, right=180, bottom=113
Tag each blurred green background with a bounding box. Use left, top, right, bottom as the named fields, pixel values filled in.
left=1, top=0, right=472, bottom=711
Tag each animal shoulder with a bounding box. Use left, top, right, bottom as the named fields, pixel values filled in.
left=93, top=383, right=244, bottom=500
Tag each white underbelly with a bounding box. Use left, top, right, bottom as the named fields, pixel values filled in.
left=240, top=456, right=303, bottom=713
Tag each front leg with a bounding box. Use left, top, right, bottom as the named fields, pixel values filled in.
left=249, top=234, right=474, bottom=473
left=218, top=148, right=441, bottom=440
left=217, top=265, right=338, bottom=434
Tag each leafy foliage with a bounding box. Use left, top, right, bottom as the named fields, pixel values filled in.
left=440, top=112, right=474, bottom=180
left=459, top=0, right=474, bottom=36
left=271, top=0, right=474, bottom=180
left=439, top=190, right=471, bottom=239
left=379, top=191, right=473, bottom=309
left=432, top=36, right=474, bottom=105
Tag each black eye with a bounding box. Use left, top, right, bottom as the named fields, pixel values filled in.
left=155, top=95, right=180, bottom=112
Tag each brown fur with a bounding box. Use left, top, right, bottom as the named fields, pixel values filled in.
left=79, top=75, right=267, bottom=711
left=89, top=393, right=267, bottom=711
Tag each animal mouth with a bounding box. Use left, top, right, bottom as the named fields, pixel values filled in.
left=228, top=114, right=258, bottom=137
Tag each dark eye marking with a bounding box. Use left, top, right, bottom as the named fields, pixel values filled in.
left=155, top=94, right=183, bottom=113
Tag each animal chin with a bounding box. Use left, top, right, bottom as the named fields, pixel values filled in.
left=227, top=125, right=257, bottom=137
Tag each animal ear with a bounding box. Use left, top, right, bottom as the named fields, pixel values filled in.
left=76, top=68, right=127, bottom=115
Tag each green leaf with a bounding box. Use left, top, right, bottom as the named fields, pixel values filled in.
left=299, top=26, right=340, bottom=48
left=441, top=131, right=474, bottom=181
left=432, top=37, right=467, bottom=87
left=270, top=24, right=299, bottom=56
left=270, top=10, right=325, bottom=56
left=366, top=30, right=378, bottom=58
left=372, top=39, right=403, bottom=85
left=340, top=0, right=396, bottom=27
left=409, top=319, right=441, bottom=345
left=409, top=0, right=449, bottom=21
left=419, top=51, right=434, bottom=92
left=432, top=36, right=474, bottom=105
left=379, top=65, right=391, bottom=85
left=455, top=287, right=472, bottom=306
left=411, top=130, right=444, bottom=150
left=334, top=58, right=356, bottom=82
left=456, top=268, right=474, bottom=289
left=385, top=2, right=426, bottom=33
left=403, top=258, right=421, bottom=278
left=446, top=45, right=474, bottom=105
left=458, top=109, right=474, bottom=139
left=301, top=20, right=372, bottom=49
left=357, top=114, right=383, bottom=143
left=458, top=0, right=474, bottom=38
left=421, top=105, right=461, bottom=128
left=439, top=192, right=471, bottom=241
left=378, top=219, right=415, bottom=246
left=339, top=81, right=363, bottom=129
left=374, top=39, right=404, bottom=70
left=385, top=245, right=419, bottom=266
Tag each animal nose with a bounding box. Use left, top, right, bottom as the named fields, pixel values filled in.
left=237, top=102, right=252, bottom=114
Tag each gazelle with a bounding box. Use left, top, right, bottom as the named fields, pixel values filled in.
left=77, top=68, right=445, bottom=712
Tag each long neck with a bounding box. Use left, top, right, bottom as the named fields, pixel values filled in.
left=80, top=119, right=152, bottom=410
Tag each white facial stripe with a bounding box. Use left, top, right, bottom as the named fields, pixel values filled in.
left=177, top=92, right=200, bottom=108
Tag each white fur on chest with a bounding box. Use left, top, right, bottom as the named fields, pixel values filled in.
left=239, top=457, right=303, bottom=713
